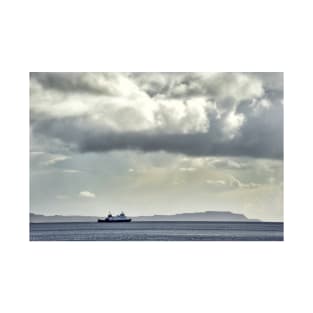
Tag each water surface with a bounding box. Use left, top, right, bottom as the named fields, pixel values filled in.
left=30, top=221, right=283, bottom=241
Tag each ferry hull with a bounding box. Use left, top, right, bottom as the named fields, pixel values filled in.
left=97, top=219, right=132, bottom=223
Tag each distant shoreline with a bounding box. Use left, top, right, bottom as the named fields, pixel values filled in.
left=30, top=220, right=283, bottom=224
left=29, top=211, right=280, bottom=223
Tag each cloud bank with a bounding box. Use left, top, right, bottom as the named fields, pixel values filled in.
left=30, top=72, right=283, bottom=159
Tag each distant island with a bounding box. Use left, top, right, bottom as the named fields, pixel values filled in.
left=132, top=211, right=259, bottom=222
left=30, top=211, right=259, bottom=223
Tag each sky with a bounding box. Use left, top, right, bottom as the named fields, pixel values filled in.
left=30, top=72, right=283, bottom=220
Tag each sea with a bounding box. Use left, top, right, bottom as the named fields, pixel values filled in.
left=30, top=221, right=283, bottom=241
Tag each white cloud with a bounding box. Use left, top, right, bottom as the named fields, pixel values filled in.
left=179, top=167, right=196, bottom=172
left=63, top=169, right=80, bottom=173
left=155, top=98, right=210, bottom=134
left=228, top=175, right=260, bottom=189
left=30, top=151, right=45, bottom=156
left=205, top=179, right=226, bottom=186
left=79, top=191, right=96, bottom=198
left=132, top=72, right=264, bottom=102
left=208, top=158, right=245, bottom=169
left=31, top=73, right=253, bottom=137
left=222, top=111, right=246, bottom=139
left=249, top=98, right=272, bottom=116
left=204, top=175, right=260, bottom=190
left=44, top=155, right=70, bottom=165
left=31, top=84, right=210, bottom=136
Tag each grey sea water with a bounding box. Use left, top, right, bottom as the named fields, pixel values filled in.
left=30, top=221, right=283, bottom=241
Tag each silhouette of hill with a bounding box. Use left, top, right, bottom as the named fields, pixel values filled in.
left=132, top=211, right=259, bottom=221
left=30, top=211, right=259, bottom=223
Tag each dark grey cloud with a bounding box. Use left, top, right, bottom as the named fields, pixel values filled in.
left=80, top=132, right=282, bottom=159
left=246, top=72, right=283, bottom=91
left=30, top=72, right=119, bottom=95
left=32, top=108, right=283, bottom=159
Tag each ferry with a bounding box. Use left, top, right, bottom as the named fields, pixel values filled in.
left=97, top=212, right=132, bottom=223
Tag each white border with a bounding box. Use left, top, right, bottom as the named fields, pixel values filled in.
left=2, top=1, right=313, bottom=312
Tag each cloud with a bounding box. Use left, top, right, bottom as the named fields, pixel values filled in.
left=179, top=167, right=196, bottom=172
left=205, top=176, right=260, bottom=190
left=30, top=148, right=283, bottom=220
left=63, top=169, right=80, bottom=173
left=33, top=123, right=282, bottom=159
left=208, top=158, right=247, bottom=169
left=228, top=175, right=260, bottom=189
left=131, top=72, right=264, bottom=101
left=31, top=72, right=122, bottom=96
left=30, top=72, right=283, bottom=159
left=79, top=191, right=96, bottom=198
left=30, top=151, right=45, bottom=156
left=205, top=179, right=227, bottom=186
left=43, top=154, right=70, bottom=165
